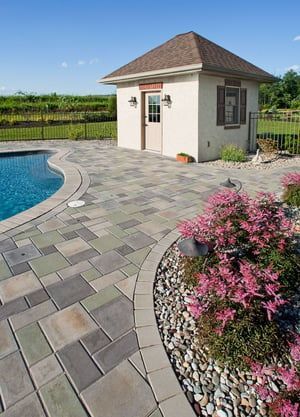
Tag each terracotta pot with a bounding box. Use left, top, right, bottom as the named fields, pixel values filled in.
left=176, top=154, right=192, bottom=163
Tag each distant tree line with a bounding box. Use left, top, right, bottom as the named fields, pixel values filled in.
left=0, top=92, right=117, bottom=114
left=259, top=70, right=300, bottom=110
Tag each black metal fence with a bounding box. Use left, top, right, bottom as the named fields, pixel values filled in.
left=249, top=111, right=300, bottom=154
left=0, top=111, right=117, bottom=141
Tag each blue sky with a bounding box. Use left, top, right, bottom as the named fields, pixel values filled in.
left=1, top=0, right=300, bottom=95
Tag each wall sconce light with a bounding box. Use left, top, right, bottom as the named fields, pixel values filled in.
left=161, top=94, right=172, bottom=107
left=128, top=96, right=137, bottom=107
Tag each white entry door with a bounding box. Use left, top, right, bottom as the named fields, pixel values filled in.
left=145, top=93, right=162, bottom=152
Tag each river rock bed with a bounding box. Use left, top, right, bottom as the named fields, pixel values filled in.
left=153, top=235, right=299, bottom=417
left=201, top=154, right=300, bottom=170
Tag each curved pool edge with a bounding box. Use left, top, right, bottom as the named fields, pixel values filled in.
left=134, top=229, right=196, bottom=417
left=0, top=148, right=89, bottom=236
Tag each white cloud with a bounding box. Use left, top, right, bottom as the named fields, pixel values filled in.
left=285, top=64, right=300, bottom=72
left=0, top=86, right=6, bottom=91
left=89, top=58, right=99, bottom=65
left=61, top=61, right=68, bottom=68
left=77, top=60, right=86, bottom=66
left=293, top=35, right=300, bottom=41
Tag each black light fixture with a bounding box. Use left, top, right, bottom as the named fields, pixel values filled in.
left=220, top=177, right=242, bottom=192
left=128, top=96, right=137, bottom=107
left=161, top=94, right=171, bottom=106
left=178, top=237, right=209, bottom=257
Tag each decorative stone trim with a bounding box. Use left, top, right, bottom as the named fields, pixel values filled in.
left=134, top=230, right=196, bottom=417
left=0, top=148, right=89, bottom=235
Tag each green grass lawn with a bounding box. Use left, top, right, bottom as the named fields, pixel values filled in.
left=257, top=119, right=300, bottom=135
left=0, top=121, right=117, bottom=141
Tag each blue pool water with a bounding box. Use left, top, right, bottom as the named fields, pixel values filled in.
left=0, top=151, right=64, bottom=221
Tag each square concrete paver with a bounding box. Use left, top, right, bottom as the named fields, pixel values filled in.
left=123, top=231, right=156, bottom=250
left=0, top=258, right=12, bottom=281
left=40, top=304, right=97, bottom=351
left=0, top=351, right=34, bottom=408
left=58, top=342, right=102, bottom=392
left=91, top=295, right=134, bottom=339
left=81, top=285, right=121, bottom=311
left=0, top=320, right=18, bottom=359
left=81, top=329, right=111, bottom=355
left=0, top=297, right=28, bottom=321
left=0, top=270, right=42, bottom=303
left=40, top=374, right=88, bottom=417
left=90, top=235, right=123, bottom=253
left=26, top=288, right=49, bottom=307
left=31, top=231, right=65, bottom=249
left=47, top=276, right=95, bottom=309
left=30, top=252, right=69, bottom=277
left=93, top=330, right=138, bottom=373
left=55, top=237, right=91, bottom=258
left=10, top=300, right=57, bottom=331
left=30, top=354, right=63, bottom=388
left=16, top=322, right=52, bottom=366
left=81, top=360, right=156, bottom=417
left=3, top=244, right=41, bottom=266
left=148, top=367, right=182, bottom=402
left=0, top=393, right=46, bottom=417
left=90, top=250, right=130, bottom=274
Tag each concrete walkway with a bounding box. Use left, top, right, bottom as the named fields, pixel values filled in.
left=0, top=141, right=298, bottom=417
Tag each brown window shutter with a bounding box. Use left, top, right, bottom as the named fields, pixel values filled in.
left=216, top=86, right=225, bottom=125
left=240, top=88, right=247, bottom=124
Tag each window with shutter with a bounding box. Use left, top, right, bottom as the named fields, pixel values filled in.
left=217, top=86, right=225, bottom=126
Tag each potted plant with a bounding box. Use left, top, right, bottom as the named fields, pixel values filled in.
left=176, top=152, right=193, bottom=163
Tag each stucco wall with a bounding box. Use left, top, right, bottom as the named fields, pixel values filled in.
left=116, top=73, right=199, bottom=161
left=198, top=74, right=259, bottom=161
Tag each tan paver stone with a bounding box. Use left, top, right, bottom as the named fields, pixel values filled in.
left=30, top=354, right=63, bottom=388
left=89, top=235, right=123, bottom=253
left=16, top=322, right=52, bottom=366
left=125, top=247, right=151, bottom=266
left=148, top=367, right=182, bottom=402
left=0, top=270, right=42, bottom=303
left=134, top=294, right=154, bottom=309
left=136, top=325, right=162, bottom=348
left=30, top=252, right=69, bottom=277
left=115, top=274, right=137, bottom=300
left=135, top=308, right=156, bottom=327
left=40, top=374, right=88, bottom=417
left=121, top=263, right=139, bottom=277
left=81, top=285, right=121, bottom=311
left=14, top=228, right=41, bottom=242
left=136, top=221, right=169, bottom=235
left=55, top=237, right=90, bottom=258
left=40, top=304, right=97, bottom=351
left=38, top=218, right=65, bottom=233
left=81, top=267, right=102, bottom=282
left=129, top=350, right=146, bottom=378
left=135, top=281, right=153, bottom=294
left=11, top=300, right=57, bottom=330
left=141, top=345, right=170, bottom=373
left=81, top=361, right=156, bottom=417
left=59, top=260, right=91, bottom=279
left=40, top=272, right=61, bottom=287
left=0, top=393, right=46, bottom=417
left=90, top=270, right=125, bottom=291
left=0, top=320, right=18, bottom=359
left=31, top=231, right=65, bottom=249
left=159, top=393, right=195, bottom=417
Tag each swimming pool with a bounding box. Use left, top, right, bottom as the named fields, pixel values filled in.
left=0, top=151, right=64, bottom=221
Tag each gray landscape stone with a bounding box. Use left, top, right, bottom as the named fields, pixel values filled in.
left=47, top=275, right=95, bottom=309
left=93, top=330, right=138, bottom=373
left=0, top=393, right=46, bottom=417
left=0, top=320, right=18, bottom=359
left=0, top=351, right=34, bottom=408
left=91, top=295, right=134, bottom=339
left=81, top=329, right=111, bottom=355
left=58, top=341, right=102, bottom=392
left=90, top=250, right=130, bottom=274
left=0, top=297, right=28, bottom=320
left=30, top=354, right=63, bottom=388
left=123, top=231, right=156, bottom=250
left=26, top=288, right=50, bottom=307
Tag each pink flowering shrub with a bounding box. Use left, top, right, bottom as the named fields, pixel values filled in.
left=282, top=172, right=300, bottom=207
left=178, top=189, right=300, bottom=415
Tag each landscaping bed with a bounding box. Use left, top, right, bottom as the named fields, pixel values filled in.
left=154, top=183, right=300, bottom=417
left=202, top=154, right=300, bottom=170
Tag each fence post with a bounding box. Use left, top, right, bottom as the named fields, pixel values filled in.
left=247, top=112, right=252, bottom=151
left=84, top=112, right=87, bottom=139
left=41, top=110, right=44, bottom=140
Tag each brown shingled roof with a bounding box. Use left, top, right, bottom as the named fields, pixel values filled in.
left=101, top=31, right=274, bottom=82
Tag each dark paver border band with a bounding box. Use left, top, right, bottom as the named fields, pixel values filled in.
left=134, top=230, right=196, bottom=417
left=0, top=148, right=89, bottom=235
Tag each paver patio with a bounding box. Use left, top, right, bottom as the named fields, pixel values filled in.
left=0, top=140, right=298, bottom=417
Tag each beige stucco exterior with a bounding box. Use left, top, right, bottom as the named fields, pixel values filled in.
left=115, top=72, right=259, bottom=162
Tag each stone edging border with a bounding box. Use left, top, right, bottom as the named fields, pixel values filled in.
left=134, top=229, right=196, bottom=417
left=0, top=148, right=89, bottom=236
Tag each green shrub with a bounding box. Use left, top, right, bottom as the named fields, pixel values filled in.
left=220, top=144, right=247, bottom=162
left=67, top=125, right=85, bottom=140
left=284, top=136, right=300, bottom=154
left=180, top=256, right=206, bottom=287
left=107, top=95, right=117, bottom=118
left=283, top=184, right=300, bottom=207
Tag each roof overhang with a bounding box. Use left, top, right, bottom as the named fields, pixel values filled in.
left=99, top=63, right=276, bottom=85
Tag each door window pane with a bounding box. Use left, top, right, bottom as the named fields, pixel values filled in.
left=225, top=87, right=239, bottom=124
left=148, top=95, right=161, bottom=123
